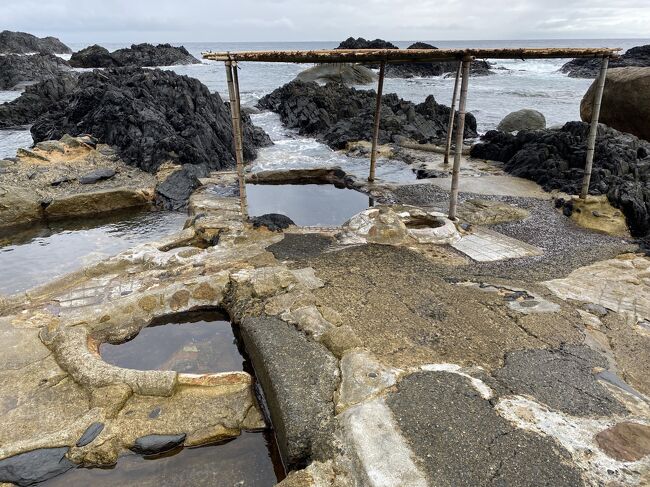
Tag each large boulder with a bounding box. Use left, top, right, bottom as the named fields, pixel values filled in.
left=386, top=42, right=492, bottom=78
left=580, top=67, right=650, bottom=143
left=561, top=44, right=650, bottom=78
left=470, top=122, right=650, bottom=237
left=0, top=53, right=70, bottom=90
left=258, top=80, right=477, bottom=150
left=0, top=73, right=77, bottom=128
left=70, top=43, right=200, bottom=68
left=296, top=63, right=377, bottom=85
left=497, top=109, right=546, bottom=133
left=30, top=67, right=271, bottom=173
left=0, top=30, right=71, bottom=54
left=336, top=37, right=398, bottom=50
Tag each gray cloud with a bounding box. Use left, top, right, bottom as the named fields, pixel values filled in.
left=2, top=0, right=649, bottom=43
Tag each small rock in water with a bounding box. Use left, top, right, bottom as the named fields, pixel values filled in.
left=131, top=434, right=186, bottom=455
left=78, top=168, right=116, bottom=184
left=251, top=213, right=296, bottom=232
left=76, top=422, right=105, bottom=447
left=0, top=447, right=76, bottom=486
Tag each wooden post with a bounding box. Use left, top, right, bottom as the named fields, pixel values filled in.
left=580, top=56, right=609, bottom=199
left=368, top=60, right=386, bottom=182
left=448, top=58, right=471, bottom=220
left=224, top=60, right=248, bottom=217
left=444, top=61, right=462, bottom=165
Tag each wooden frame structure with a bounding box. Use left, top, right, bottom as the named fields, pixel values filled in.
left=204, top=47, right=619, bottom=220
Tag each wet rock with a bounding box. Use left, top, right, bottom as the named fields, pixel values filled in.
left=31, top=67, right=271, bottom=173
left=493, top=345, right=627, bottom=416
left=0, top=447, right=76, bottom=486
left=581, top=67, right=650, bottom=143
left=0, top=53, right=71, bottom=90
left=497, top=109, right=546, bottom=133
left=250, top=213, right=296, bottom=231
left=0, top=30, right=71, bottom=54
left=240, top=316, right=339, bottom=469
left=130, top=434, right=187, bottom=455
left=76, top=422, right=105, bottom=447
left=470, top=122, right=650, bottom=237
left=78, top=168, right=116, bottom=185
left=70, top=43, right=200, bottom=68
left=561, top=44, right=650, bottom=78
left=267, top=233, right=336, bottom=260
left=155, top=165, right=205, bottom=210
left=258, top=80, right=477, bottom=151
left=296, top=63, right=377, bottom=85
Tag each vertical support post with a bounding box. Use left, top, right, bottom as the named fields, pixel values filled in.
left=444, top=61, right=462, bottom=165
left=448, top=58, right=471, bottom=220
left=224, top=59, right=248, bottom=218
left=369, top=60, right=386, bottom=182
left=580, top=56, right=609, bottom=199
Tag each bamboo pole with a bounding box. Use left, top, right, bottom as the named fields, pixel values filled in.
left=580, top=56, right=609, bottom=200
left=448, top=59, right=471, bottom=220
left=224, top=60, right=249, bottom=217
left=369, top=60, right=386, bottom=182
left=443, top=61, right=462, bottom=165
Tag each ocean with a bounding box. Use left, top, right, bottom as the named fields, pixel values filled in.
left=1, top=38, right=648, bottom=177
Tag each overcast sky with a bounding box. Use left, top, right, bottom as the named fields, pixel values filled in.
left=3, top=0, right=650, bottom=44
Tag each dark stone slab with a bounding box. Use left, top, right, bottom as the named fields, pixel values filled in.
left=250, top=213, right=295, bottom=232
left=493, top=345, right=627, bottom=416
left=130, top=434, right=186, bottom=455
left=240, top=316, right=339, bottom=469
left=0, top=447, right=76, bottom=486
left=267, top=233, right=335, bottom=261
left=76, top=422, right=105, bottom=447
left=78, top=168, right=116, bottom=185
left=386, top=371, right=584, bottom=486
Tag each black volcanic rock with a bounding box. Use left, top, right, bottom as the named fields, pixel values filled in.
left=0, top=30, right=71, bottom=54
left=0, top=53, right=70, bottom=90
left=0, top=447, right=76, bottom=486
left=561, top=44, right=650, bottom=78
left=30, top=67, right=271, bottom=173
left=336, top=37, right=399, bottom=50
left=251, top=213, right=296, bottom=231
left=386, top=42, right=492, bottom=78
left=258, top=80, right=477, bottom=150
left=470, top=122, right=650, bottom=236
left=70, top=43, right=200, bottom=68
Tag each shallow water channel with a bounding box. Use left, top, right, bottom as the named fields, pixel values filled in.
left=0, top=210, right=187, bottom=296
left=246, top=183, right=370, bottom=227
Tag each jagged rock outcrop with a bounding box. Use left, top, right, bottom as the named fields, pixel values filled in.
left=385, top=42, right=492, bottom=78
left=30, top=67, right=271, bottom=173
left=258, top=80, right=477, bottom=150
left=70, top=43, right=200, bottom=68
left=0, top=73, right=77, bottom=128
left=336, top=37, right=398, bottom=50
left=296, top=64, right=377, bottom=85
left=581, top=67, right=650, bottom=143
left=0, top=53, right=70, bottom=90
left=561, top=44, right=650, bottom=78
left=470, top=122, right=650, bottom=237
left=0, top=30, right=71, bottom=54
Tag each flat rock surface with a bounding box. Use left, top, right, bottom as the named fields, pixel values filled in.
left=0, top=447, right=75, bottom=486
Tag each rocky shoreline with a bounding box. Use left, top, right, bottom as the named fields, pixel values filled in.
left=69, top=43, right=200, bottom=68
left=561, top=44, right=650, bottom=78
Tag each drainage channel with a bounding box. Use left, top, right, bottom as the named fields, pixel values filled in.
left=42, top=309, right=285, bottom=486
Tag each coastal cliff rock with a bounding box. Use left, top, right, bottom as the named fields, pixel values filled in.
left=561, top=44, right=650, bottom=78
left=258, top=80, right=477, bottom=150
left=30, top=67, right=271, bottom=173
left=0, top=30, right=71, bottom=54
left=296, top=64, right=377, bottom=85
left=0, top=53, right=71, bottom=90
left=580, top=67, right=650, bottom=143
left=69, top=43, right=200, bottom=68
left=385, top=42, right=492, bottom=78
left=470, top=122, right=650, bottom=236
left=0, top=73, right=77, bottom=128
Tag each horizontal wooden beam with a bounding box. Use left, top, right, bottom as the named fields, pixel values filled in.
left=202, top=47, right=620, bottom=64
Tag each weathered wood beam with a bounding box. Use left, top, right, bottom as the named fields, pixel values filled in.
left=368, top=60, right=386, bottom=182
left=448, top=59, right=471, bottom=220
left=444, top=61, right=462, bottom=165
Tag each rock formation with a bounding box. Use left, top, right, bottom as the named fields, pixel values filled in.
left=385, top=42, right=492, bottom=78
left=69, top=43, right=200, bottom=68
left=258, top=80, right=477, bottom=150
left=497, top=109, right=546, bottom=133
left=0, top=53, right=70, bottom=90
left=29, top=67, right=271, bottom=173
left=470, top=122, right=650, bottom=236
left=336, top=37, right=398, bottom=50
left=581, top=67, right=650, bottom=143
left=296, top=63, right=377, bottom=85
left=561, top=44, right=650, bottom=78
left=0, top=30, right=71, bottom=54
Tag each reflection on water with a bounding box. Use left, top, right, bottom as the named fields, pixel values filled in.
left=42, top=432, right=283, bottom=487
left=247, top=183, right=369, bottom=227
left=0, top=210, right=187, bottom=295
left=101, top=310, right=243, bottom=374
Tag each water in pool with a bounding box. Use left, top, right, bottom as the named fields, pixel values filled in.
left=246, top=183, right=370, bottom=227
left=0, top=210, right=186, bottom=296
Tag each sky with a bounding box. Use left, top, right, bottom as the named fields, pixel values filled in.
left=2, top=0, right=650, bottom=44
